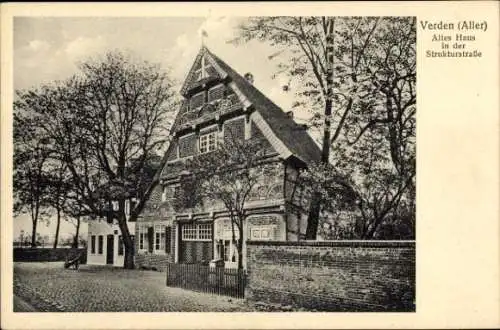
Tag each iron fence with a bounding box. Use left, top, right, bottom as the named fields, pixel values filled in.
left=166, top=263, right=246, bottom=299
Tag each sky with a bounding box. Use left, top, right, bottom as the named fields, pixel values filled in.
left=14, top=17, right=304, bottom=114
left=13, top=16, right=315, bottom=240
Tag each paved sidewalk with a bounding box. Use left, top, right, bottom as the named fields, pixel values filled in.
left=14, top=262, right=255, bottom=312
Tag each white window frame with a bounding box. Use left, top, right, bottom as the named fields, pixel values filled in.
left=154, top=224, right=166, bottom=253
left=198, top=223, right=212, bottom=240
left=199, top=131, right=217, bottom=154
left=215, top=237, right=239, bottom=266
left=138, top=225, right=148, bottom=252
left=182, top=223, right=212, bottom=241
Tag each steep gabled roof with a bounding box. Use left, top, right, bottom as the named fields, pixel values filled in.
left=206, top=48, right=321, bottom=165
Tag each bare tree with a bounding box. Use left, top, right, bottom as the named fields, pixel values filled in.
left=42, top=161, right=72, bottom=249
left=13, top=100, right=52, bottom=248
left=14, top=51, right=177, bottom=268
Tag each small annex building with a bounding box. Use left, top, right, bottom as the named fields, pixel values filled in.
left=87, top=199, right=136, bottom=267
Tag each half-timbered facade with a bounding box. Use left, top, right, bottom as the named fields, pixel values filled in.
left=135, top=47, right=321, bottom=270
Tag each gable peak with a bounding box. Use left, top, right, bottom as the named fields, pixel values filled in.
left=180, top=47, right=228, bottom=97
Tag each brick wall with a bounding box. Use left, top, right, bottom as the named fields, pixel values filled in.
left=135, top=253, right=173, bottom=272
left=179, top=133, right=197, bottom=158
left=142, top=185, right=163, bottom=216
left=224, top=117, right=245, bottom=142
left=246, top=241, right=415, bottom=312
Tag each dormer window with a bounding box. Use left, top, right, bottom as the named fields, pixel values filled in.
left=194, top=56, right=213, bottom=81
left=199, top=131, right=217, bottom=154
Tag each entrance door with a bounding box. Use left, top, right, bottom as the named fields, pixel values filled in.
left=215, top=239, right=239, bottom=268
left=106, top=235, right=114, bottom=265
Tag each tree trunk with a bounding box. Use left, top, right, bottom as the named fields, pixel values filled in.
left=53, top=208, right=61, bottom=249
left=305, top=96, right=333, bottom=240
left=305, top=192, right=321, bottom=240
left=118, top=210, right=135, bottom=269
left=72, top=216, right=81, bottom=248
left=305, top=17, right=335, bottom=240
left=237, top=228, right=244, bottom=270
left=31, top=219, right=37, bottom=248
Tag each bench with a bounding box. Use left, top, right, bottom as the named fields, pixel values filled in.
left=64, top=252, right=83, bottom=270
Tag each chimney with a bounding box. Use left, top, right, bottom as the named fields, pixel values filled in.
left=244, top=72, right=254, bottom=84
left=286, top=110, right=294, bottom=119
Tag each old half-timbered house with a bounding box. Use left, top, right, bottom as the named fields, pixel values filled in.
left=135, top=46, right=321, bottom=270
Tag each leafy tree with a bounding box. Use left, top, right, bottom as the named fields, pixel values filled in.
left=181, top=135, right=281, bottom=269
left=14, top=51, right=177, bottom=268
left=233, top=17, right=415, bottom=239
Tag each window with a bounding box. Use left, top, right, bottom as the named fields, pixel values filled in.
left=118, top=236, right=124, bottom=256
left=198, top=223, right=212, bottom=240
left=199, top=132, right=217, bottom=154
left=182, top=223, right=212, bottom=241
left=98, top=235, right=104, bottom=254
left=138, top=225, right=148, bottom=251
left=216, top=239, right=238, bottom=263
left=224, top=240, right=231, bottom=262
left=154, top=224, right=166, bottom=252
left=182, top=224, right=198, bottom=240
left=90, top=235, right=96, bottom=254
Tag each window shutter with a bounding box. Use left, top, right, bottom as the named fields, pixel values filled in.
left=165, top=226, right=172, bottom=254
left=147, top=227, right=154, bottom=253
left=106, top=211, right=113, bottom=224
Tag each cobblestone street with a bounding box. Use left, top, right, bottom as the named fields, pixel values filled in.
left=13, top=262, right=255, bottom=312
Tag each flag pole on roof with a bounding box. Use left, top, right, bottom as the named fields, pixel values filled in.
left=201, top=29, right=208, bottom=47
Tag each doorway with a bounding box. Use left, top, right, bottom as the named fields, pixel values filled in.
left=215, top=239, right=239, bottom=268
left=106, top=235, right=114, bottom=265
